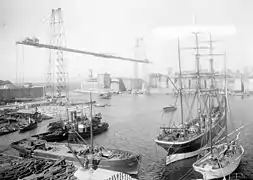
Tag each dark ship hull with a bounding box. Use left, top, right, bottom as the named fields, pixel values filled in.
left=32, top=131, right=69, bottom=142
left=163, top=106, right=177, bottom=113
left=0, top=129, right=18, bottom=136
left=19, top=122, right=38, bottom=133
left=155, top=114, right=226, bottom=165
left=11, top=139, right=141, bottom=175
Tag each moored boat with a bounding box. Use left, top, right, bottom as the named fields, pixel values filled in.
left=0, top=126, right=18, bottom=136
left=11, top=139, right=141, bottom=175
left=68, top=111, right=109, bottom=140
left=0, top=121, right=20, bottom=136
left=193, top=133, right=244, bottom=180
left=19, top=119, right=38, bottom=133
left=162, top=105, right=177, bottom=113
left=99, top=92, right=112, bottom=99
left=94, top=103, right=110, bottom=107
left=32, top=130, right=68, bottom=142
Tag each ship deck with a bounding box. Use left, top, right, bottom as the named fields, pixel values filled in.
left=34, top=142, right=125, bottom=161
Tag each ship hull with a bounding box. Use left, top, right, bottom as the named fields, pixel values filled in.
left=19, top=122, right=38, bottom=133
left=163, top=106, right=177, bottom=113
left=155, top=114, right=226, bottom=165
left=32, top=132, right=69, bottom=142
left=0, top=129, right=18, bottom=136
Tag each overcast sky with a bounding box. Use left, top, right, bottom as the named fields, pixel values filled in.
left=1, top=0, right=253, bottom=83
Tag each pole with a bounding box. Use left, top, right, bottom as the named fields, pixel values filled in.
left=194, top=33, right=202, bottom=126
left=209, top=95, right=213, bottom=155
left=209, top=33, right=214, bottom=155
left=177, top=37, right=184, bottom=130
left=89, top=91, right=93, bottom=155
left=224, top=53, right=228, bottom=143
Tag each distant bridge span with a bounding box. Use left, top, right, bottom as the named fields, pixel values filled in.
left=16, top=41, right=151, bottom=64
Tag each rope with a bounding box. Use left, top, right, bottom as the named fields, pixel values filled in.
left=185, top=92, right=197, bottom=122
left=178, top=167, right=194, bottom=180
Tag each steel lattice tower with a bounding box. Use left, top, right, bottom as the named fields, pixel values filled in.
left=133, top=38, right=141, bottom=91
left=133, top=37, right=147, bottom=90
left=46, top=8, right=68, bottom=99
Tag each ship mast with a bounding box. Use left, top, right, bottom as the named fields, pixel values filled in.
left=89, top=91, right=94, bottom=158
left=224, top=53, right=228, bottom=143
left=208, top=33, right=214, bottom=155
left=177, top=37, right=184, bottom=130
left=194, top=32, right=202, bottom=123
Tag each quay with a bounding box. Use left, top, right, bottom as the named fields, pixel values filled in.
left=0, top=153, right=137, bottom=180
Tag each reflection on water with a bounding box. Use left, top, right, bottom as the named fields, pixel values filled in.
left=1, top=92, right=253, bottom=179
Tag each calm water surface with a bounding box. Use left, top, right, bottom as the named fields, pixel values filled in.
left=1, top=92, right=253, bottom=180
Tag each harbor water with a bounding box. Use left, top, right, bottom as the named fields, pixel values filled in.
left=1, top=92, right=253, bottom=180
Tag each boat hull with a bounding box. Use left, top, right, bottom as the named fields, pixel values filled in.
left=155, top=114, right=226, bottom=165
left=0, top=129, right=18, bottom=136
left=98, top=155, right=141, bottom=174
left=193, top=145, right=244, bottom=180
left=32, top=132, right=69, bottom=142
left=19, top=122, right=38, bottom=133
left=163, top=106, right=177, bottom=113
left=165, top=148, right=202, bottom=165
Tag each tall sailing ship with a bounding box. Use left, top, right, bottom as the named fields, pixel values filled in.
left=155, top=33, right=227, bottom=165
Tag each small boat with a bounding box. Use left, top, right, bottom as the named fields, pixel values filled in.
left=99, top=92, right=112, bottom=99
left=19, top=120, right=38, bottom=133
left=193, top=52, right=244, bottom=180
left=11, top=139, right=141, bottom=175
left=94, top=103, right=110, bottom=107
left=0, top=122, right=20, bottom=136
left=162, top=105, right=177, bottom=113
left=0, top=126, right=18, bottom=136
left=193, top=133, right=244, bottom=180
left=84, top=100, right=96, bottom=105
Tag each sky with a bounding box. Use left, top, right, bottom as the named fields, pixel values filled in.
left=1, top=0, right=253, bottom=83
